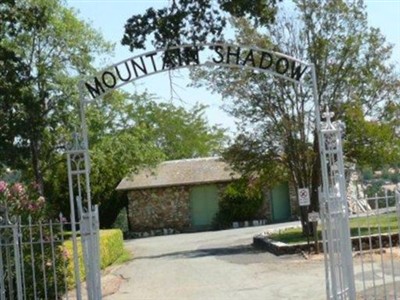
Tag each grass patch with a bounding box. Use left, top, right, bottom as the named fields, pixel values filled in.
left=269, top=213, right=399, bottom=244
left=349, top=212, right=398, bottom=236
left=113, top=248, right=133, bottom=265
left=269, top=227, right=312, bottom=244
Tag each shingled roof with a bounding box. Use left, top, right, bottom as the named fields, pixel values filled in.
left=116, top=157, right=240, bottom=191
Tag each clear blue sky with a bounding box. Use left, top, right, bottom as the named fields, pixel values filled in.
left=66, top=0, right=400, bottom=132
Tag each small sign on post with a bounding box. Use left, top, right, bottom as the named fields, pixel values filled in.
left=308, top=211, right=320, bottom=254
left=298, top=188, right=310, bottom=206
left=308, top=211, right=320, bottom=222
left=298, top=188, right=312, bottom=253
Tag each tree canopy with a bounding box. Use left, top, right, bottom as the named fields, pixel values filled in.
left=0, top=0, right=112, bottom=195
left=343, top=102, right=400, bottom=169
left=189, top=0, right=400, bottom=219
left=122, top=0, right=282, bottom=51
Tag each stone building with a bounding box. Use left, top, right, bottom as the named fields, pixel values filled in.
left=116, top=157, right=297, bottom=235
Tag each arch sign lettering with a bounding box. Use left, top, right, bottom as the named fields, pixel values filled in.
left=82, top=43, right=315, bottom=101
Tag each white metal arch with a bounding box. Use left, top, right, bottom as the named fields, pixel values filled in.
left=67, top=43, right=355, bottom=300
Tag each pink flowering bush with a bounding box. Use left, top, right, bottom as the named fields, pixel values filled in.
left=0, top=180, right=65, bottom=298
left=0, top=180, right=7, bottom=193
left=0, top=180, right=46, bottom=220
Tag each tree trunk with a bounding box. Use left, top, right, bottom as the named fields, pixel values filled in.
left=30, top=140, right=44, bottom=196
left=310, top=130, right=321, bottom=212
left=299, top=131, right=321, bottom=236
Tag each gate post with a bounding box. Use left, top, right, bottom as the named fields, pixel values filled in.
left=319, top=108, right=356, bottom=300
left=0, top=207, right=11, bottom=300
left=12, top=218, right=23, bottom=300
left=396, top=191, right=400, bottom=233
left=66, top=87, right=102, bottom=299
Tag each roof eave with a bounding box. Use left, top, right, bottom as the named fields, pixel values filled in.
left=116, top=178, right=239, bottom=191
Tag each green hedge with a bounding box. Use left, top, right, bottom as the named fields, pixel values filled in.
left=63, top=229, right=125, bottom=288
left=98, top=229, right=125, bottom=269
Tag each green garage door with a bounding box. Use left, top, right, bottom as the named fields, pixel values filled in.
left=190, top=185, right=219, bottom=230
left=271, top=182, right=291, bottom=222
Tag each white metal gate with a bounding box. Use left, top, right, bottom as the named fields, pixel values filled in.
left=0, top=205, right=100, bottom=300
left=351, top=192, right=400, bottom=299
left=321, top=190, right=400, bottom=299
left=318, top=109, right=356, bottom=299
left=318, top=108, right=400, bottom=299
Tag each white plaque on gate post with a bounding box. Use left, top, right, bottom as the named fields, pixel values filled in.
left=298, top=188, right=310, bottom=206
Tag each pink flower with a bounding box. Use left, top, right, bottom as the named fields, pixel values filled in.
left=0, top=181, right=7, bottom=193
left=10, top=183, right=25, bottom=196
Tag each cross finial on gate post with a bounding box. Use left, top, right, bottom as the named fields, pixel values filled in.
left=322, top=107, right=334, bottom=126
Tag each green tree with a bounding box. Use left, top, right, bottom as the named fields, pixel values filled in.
left=189, top=0, right=399, bottom=232
left=128, top=99, right=227, bottom=160
left=0, top=0, right=111, bottom=195
left=343, top=103, right=400, bottom=170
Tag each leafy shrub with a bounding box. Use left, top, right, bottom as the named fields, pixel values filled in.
left=362, top=167, right=373, bottom=181
left=365, top=179, right=386, bottom=198
left=63, top=229, right=125, bottom=287
left=98, top=229, right=125, bottom=269
left=215, top=179, right=264, bottom=228
left=22, top=236, right=67, bottom=299
left=390, top=172, right=400, bottom=184
left=112, top=208, right=129, bottom=234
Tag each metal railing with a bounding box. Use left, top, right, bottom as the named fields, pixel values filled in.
left=320, top=191, right=400, bottom=299
left=0, top=206, right=100, bottom=300
left=351, top=192, right=400, bottom=299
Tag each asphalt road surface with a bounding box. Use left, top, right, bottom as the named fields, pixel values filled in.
left=105, top=222, right=327, bottom=300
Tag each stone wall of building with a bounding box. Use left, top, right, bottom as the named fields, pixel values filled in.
left=127, top=185, right=191, bottom=232
left=126, top=181, right=292, bottom=236
left=127, top=183, right=232, bottom=234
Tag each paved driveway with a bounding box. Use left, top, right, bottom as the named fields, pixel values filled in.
left=105, top=222, right=326, bottom=300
